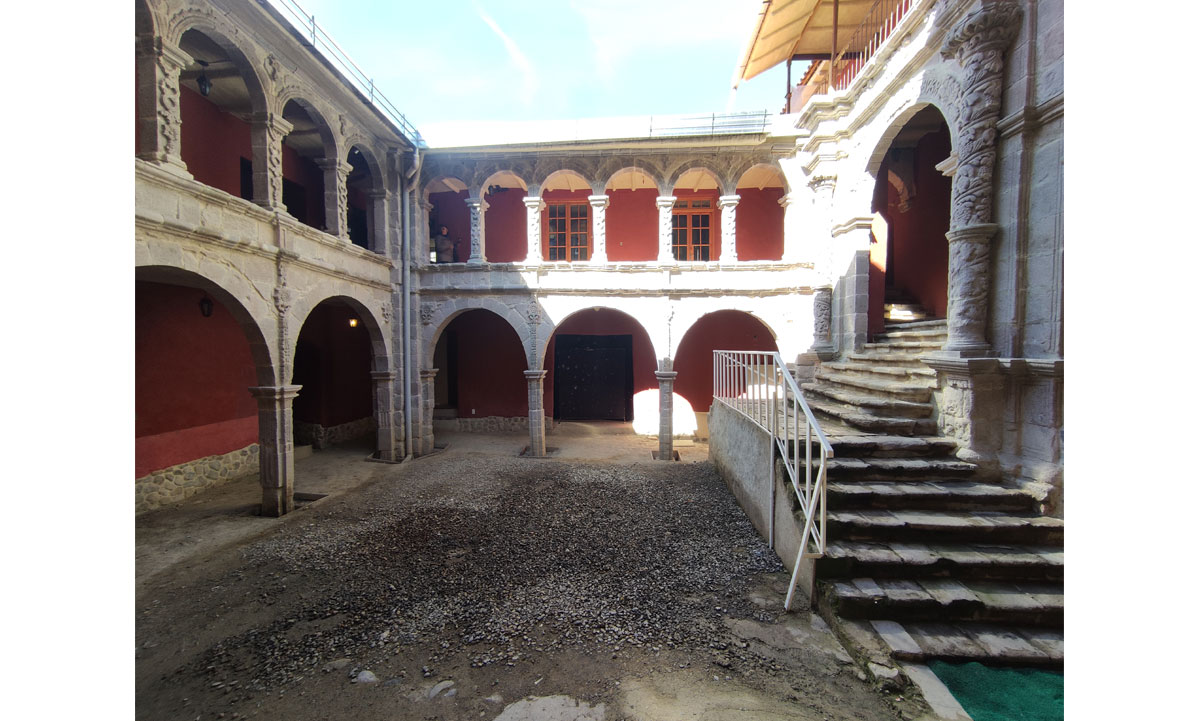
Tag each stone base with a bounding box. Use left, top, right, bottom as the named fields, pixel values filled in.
left=295, top=417, right=376, bottom=449
left=452, top=416, right=556, bottom=433
left=135, top=443, right=259, bottom=514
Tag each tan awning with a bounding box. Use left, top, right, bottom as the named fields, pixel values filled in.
left=735, top=0, right=880, bottom=86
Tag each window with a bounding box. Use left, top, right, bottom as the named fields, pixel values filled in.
left=547, top=202, right=590, bottom=261
left=672, top=199, right=712, bottom=261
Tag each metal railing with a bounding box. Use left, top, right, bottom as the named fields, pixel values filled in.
left=713, top=350, right=834, bottom=611
left=264, top=0, right=425, bottom=147
left=649, top=111, right=770, bottom=138
left=831, top=0, right=913, bottom=92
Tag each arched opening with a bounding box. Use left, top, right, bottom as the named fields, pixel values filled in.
left=135, top=269, right=271, bottom=510
left=432, top=309, right=528, bottom=428
left=346, top=145, right=381, bottom=251
left=280, top=99, right=330, bottom=232
left=291, top=299, right=376, bottom=451
left=604, top=168, right=659, bottom=261
left=482, top=171, right=529, bottom=262
left=541, top=170, right=593, bottom=262
left=735, top=165, right=787, bottom=261
left=670, top=168, right=722, bottom=262
left=869, top=105, right=952, bottom=333
left=544, top=308, right=656, bottom=422
left=177, top=28, right=257, bottom=198
left=426, top=176, right=470, bottom=263
left=674, top=310, right=778, bottom=437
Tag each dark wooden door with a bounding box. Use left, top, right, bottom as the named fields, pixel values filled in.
left=553, top=334, right=633, bottom=420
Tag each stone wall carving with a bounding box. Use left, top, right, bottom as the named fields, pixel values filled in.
left=155, top=49, right=184, bottom=160
left=420, top=302, right=439, bottom=325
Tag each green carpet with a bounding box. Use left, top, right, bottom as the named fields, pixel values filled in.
left=928, top=661, right=1063, bottom=721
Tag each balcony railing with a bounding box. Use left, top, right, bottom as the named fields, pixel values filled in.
left=831, top=0, right=913, bottom=92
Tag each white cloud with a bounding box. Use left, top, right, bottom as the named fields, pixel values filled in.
left=474, top=2, right=539, bottom=107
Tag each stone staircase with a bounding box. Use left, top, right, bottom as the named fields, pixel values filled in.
left=786, top=319, right=1064, bottom=691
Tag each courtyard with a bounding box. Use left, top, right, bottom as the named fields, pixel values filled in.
left=135, top=427, right=919, bottom=720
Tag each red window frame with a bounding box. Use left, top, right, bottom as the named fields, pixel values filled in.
left=672, top=199, right=713, bottom=261
left=546, top=202, right=590, bottom=261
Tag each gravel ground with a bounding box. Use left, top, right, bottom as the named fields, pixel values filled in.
left=135, top=448, right=911, bottom=721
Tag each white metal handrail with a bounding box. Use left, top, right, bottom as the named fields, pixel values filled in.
left=713, top=350, right=834, bottom=611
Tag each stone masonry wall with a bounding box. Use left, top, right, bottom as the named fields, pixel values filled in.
left=295, top=417, right=377, bottom=449
left=135, top=443, right=259, bottom=514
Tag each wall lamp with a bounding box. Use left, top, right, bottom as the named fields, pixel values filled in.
left=199, top=294, right=214, bottom=318
left=348, top=318, right=359, bottom=328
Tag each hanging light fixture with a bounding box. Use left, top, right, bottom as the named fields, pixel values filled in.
left=199, top=294, right=214, bottom=318
left=195, top=59, right=212, bottom=97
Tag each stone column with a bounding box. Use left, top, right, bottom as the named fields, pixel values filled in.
left=718, top=194, right=740, bottom=265
left=367, top=188, right=389, bottom=254
left=251, top=113, right=293, bottom=211
left=420, top=199, right=435, bottom=265
left=317, top=158, right=353, bottom=239
left=249, top=385, right=302, bottom=517
left=655, top=370, right=678, bottom=460
left=779, top=193, right=800, bottom=262
left=465, top=197, right=487, bottom=264
left=937, top=0, right=1023, bottom=357
left=418, top=368, right=438, bottom=455
left=811, top=287, right=835, bottom=359
left=524, top=370, right=548, bottom=456
left=135, top=35, right=191, bottom=175
left=924, top=358, right=1004, bottom=476
left=808, top=176, right=837, bottom=284
left=588, top=194, right=609, bottom=264
left=524, top=196, right=544, bottom=265
left=371, top=371, right=397, bottom=461
left=656, top=196, right=677, bottom=264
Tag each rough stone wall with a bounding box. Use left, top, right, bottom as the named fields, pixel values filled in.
left=294, top=417, right=376, bottom=449
left=135, top=443, right=259, bottom=514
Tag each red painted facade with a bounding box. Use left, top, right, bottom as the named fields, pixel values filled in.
left=482, top=189, right=526, bottom=262
left=429, top=188, right=471, bottom=262
left=605, top=189, right=658, bottom=261
left=673, top=310, right=778, bottom=412
left=734, top=187, right=785, bottom=260
left=542, top=310, right=657, bottom=418
left=135, top=281, right=258, bottom=476
left=292, top=302, right=374, bottom=428
left=441, top=310, right=529, bottom=418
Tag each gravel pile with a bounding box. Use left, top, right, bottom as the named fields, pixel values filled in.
left=191, top=457, right=784, bottom=693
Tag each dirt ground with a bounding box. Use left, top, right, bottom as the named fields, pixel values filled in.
left=135, top=426, right=921, bottom=721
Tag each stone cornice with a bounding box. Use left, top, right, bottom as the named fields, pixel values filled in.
left=417, top=260, right=814, bottom=274
left=997, top=92, right=1065, bottom=139
left=922, top=356, right=1063, bottom=378
left=416, top=286, right=822, bottom=299
left=831, top=217, right=875, bottom=237
left=137, top=158, right=276, bottom=222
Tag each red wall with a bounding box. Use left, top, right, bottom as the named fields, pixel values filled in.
left=890, top=128, right=951, bottom=319
left=291, top=303, right=373, bottom=427
left=281, top=143, right=325, bottom=229
left=483, top=189, right=526, bottom=262
left=135, top=281, right=258, bottom=476
left=180, top=85, right=251, bottom=197
left=445, top=310, right=529, bottom=417
left=606, top=188, right=658, bottom=261
left=734, top=187, right=785, bottom=260
left=673, top=311, right=778, bottom=412
left=430, top=189, right=470, bottom=262
left=542, top=310, right=657, bottom=417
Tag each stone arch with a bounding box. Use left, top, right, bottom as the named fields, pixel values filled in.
left=666, top=162, right=729, bottom=195
left=135, top=0, right=158, bottom=37
left=345, top=138, right=385, bottom=189
left=865, top=97, right=956, bottom=179
left=279, top=94, right=339, bottom=158
left=668, top=306, right=779, bottom=360
left=601, top=163, right=665, bottom=195
left=423, top=298, right=532, bottom=370
left=734, top=162, right=790, bottom=193
left=476, top=168, right=531, bottom=199
left=288, top=288, right=392, bottom=374
left=671, top=308, right=781, bottom=424
left=168, top=18, right=269, bottom=115
left=535, top=304, right=663, bottom=373
left=538, top=168, right=595, bottom=195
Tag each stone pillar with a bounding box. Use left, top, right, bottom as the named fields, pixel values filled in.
left=135, top=36, right=191, bottom=175
left=656, top=196, right=677, bottom=264
left=420, top=199, right=435, bottom=265
left=655, top=370, right=678, bottom=460
left=367, top=188, right=389, bottom=254
left=316, top=158, right=353, bottom=239
left=937, top=0, right=1023, bottom=357
left=718, top=194, right=740, bottom=265
left=524, top=196, right=544, bottom=265
left=524, top=370, right=548, bottom=456
left=779, top=193, right=800, bottom=262
left=925, top=358, right=1004, bottom=476
left=251, top=113, right=293, bottom=211
left=588, top=194, right=609, bottom=264
left=371, top=370, right=397, bottom=461
left=249, top=385, right=302, bottom=517
left=418, top=368, right=438, bottom=455
left=465, top=197, right=487, bottom=264
left=808, top=176, right=837, bottom=284
left=811, top=287, right=835, bottom=359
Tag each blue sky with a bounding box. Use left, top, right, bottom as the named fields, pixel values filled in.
left=270, top=0, right=791, bottom=140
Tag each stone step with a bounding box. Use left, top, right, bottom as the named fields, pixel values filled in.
left=804, top=383, right=933, bottom=419
left=826, top=455, right=978, bottom=481
left=863, top=339, right=945, bottom=352
left=810, top=370, right=934, bottom=402
left=827, top=435, right=959, bottom=459
left=825, top=510, right=1064, bottom=546
left=821, top=361, right=937, bottom=381
left=827, top=480, right=1036, bottom=513
left=878, top=620, right=1063, bottom=666
left=883, top=319, right=947, bottom=332
left=822, top=578, right=1063, bottom=627
left=846, top=352, right=932, bottom=367
left=875, top=325, right=948, bottom=341
left=809, top=400, right=937, bottom=437
left=819, top=540, right=1063, bottom=582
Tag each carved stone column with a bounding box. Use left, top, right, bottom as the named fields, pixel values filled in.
left=418, top=368, right=438, bottom=455
left=811, top=287, right=835, bottom=359
left=420, top=199, right=435, bottom=265
left=718, top=194, right=740, bottom=265
left=655, top=369, right=678, bottom=460
left=779, top=193, right=800, bottom=262
left=317, top=158, right=353, bottom=239
left=251, top=113, right=293, bottom=211
left=938, top=0, right=1023, bottom=357
left=465, top=197, right=487, bottom=264
left=524, top=196, right=544, bottom=265
left=249, top=385, right=302, bottom=517
left=371, top=370, right=397, bottom=461
left=135, top=36, right=191, bottom=175
left=656, top=196, right=677, bottom=264
left=588, top=194, right=609, bottom=264
left=808, top=175, right=837, bottom=284
left=367, top=188, right=389, bottom=254
left=524, top=370, right=548, bottom=456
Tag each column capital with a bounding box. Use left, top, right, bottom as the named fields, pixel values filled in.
left=654, top=371, right=679, bottom=382
left=523, top=370, right=548, bottom=381
left=808, top=175, right=837, bottom=192
left=421, top=200, right=434, bottom=213
left=523, top=196, right=545, bottom=210
left=249, top=385, right=303, bottom=401
left=717, top=194, right=740, bottom=208
left=655, top=195, right=677, bottom=209
left=587, top=194, right=610, bottom=208
left=945, top=223, right=999, bottom=245
left=251, top=111, right=294, bottom=139
left=465, top=196, right=488, bottom=210
left=419, top=367, right=439, bottom=380
left=315, top=157, right=354, bottom=176
left=778, top=192, right=798, bottom=207
left=370, top=370, right=397, bottom=381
